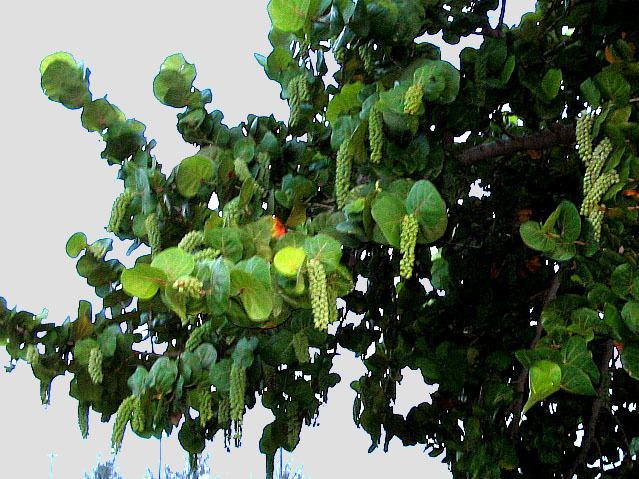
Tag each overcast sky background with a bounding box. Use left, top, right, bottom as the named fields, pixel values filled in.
left=0, top=1, right=534, bottom=477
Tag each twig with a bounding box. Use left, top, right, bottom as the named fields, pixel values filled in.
left=564, top=340, right=614, bottom=479
left=457, top=123, right=575, bottom=165
left=497, top=0, right=507, bottom=31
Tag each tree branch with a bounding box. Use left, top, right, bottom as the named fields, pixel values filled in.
left=457, top=123, right=576, bottom=165
left=564, top=340, right=614, bottom=479
left=497, top=0, right=507, bottom=31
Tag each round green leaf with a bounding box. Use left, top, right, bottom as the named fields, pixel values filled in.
left=153, top=53, right=197, bottom=107
left=127, top=366, right=148, bottom=397
left=39, top=51, right=78, bottom=76
left=303, top=234, right=342, bottom=272
left=555, top=200, right=581, bottom=242
left=230, top=269, right=273, bottom=321
left=151, top=247, right=195, bottom=281
left=176, top=154, right=214, bottom=198
left=40, top=51, right=91, bottom=109
left=610, top=263, right=639, bottom=299
left=519, top=221, right=557, bottom=253
left=405, top=180, right=448, bottom=243
left=541, top=68, right=562, bottom=100
left=621, top=346, right=639, bottom=380
left=326, top=82, right=364, bottom=127
left=273, top=247, right=306, bottom=278
left=65, top=232, right=87, bottom=258
left=523, top=359, right=562, bottom=413
left=371, top=193, right=404, bottom=248
left=81, top=99, right=125, bottom=132
left=622, top=301, right=639, bottom=334
left=145, top=356, right=178, bottom=394
left=197, top=258, right=231, bottom=316
left=121, top=264, right=167, bottom=300
left=267, top=0, right=311, bottom=32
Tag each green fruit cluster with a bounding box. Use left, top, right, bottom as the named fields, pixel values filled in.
left=576, top=111, right=595, bottom=163
left=78, top=401, right=89, bottom=439
left=111, top=395, right=137, bottom=454
left=88, top=242, right=108, bottom=260
left=583, top=138, right=612, bottom=194
left=581, top=170, right=619, bottom=216
left=230, top=362, right=247, bottom=443
left=404, top=82, right=424, bottom=115
left=178, top=230, right=205, bottom=253
left=308, top=258, right=329, bottom=331
left=173, top=276, right=204, bottom=299
left=131, top=396, right=145, bottom=433
left=184, top=320, right=214, bottom=352
left=582, top=170, right=619, bottom=240
left=199, top=389, right=213, bottom=427
left=218, top=394, right=231, bottom=427
left=193, top=248, right=221, bottom=262
left=589, top=208, right=605, bottom=242
left=88, top=346, right=103, bottom=384
left=25, top=344, right=39, bottom=366
left=358, top=45, right=374, bottom=73
left=145, top=213, right=161, bottom=256
left=107, top=189, right=134, bottom=233
left=400, top=214, right=419, bottom=279
left=224, top=197, right=240, bottom=226
left=288, top=74, right=311, bottom=130
left=576, top=111, right=619, bottom=242
left=292, top=331, right=310, bottom=364
left=335, top=139, right=353, bottom=209
left=369, top=104, right=384, bottom=165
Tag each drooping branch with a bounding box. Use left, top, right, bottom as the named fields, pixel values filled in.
left=564, top=340, right=614, bottom=479
left=457, top=122, right=576, bottom=165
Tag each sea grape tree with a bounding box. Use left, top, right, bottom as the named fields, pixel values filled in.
left=3, top=0, right=639, bottom=477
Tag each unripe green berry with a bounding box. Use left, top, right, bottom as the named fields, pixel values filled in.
left=229, top=362, right=247, bottom=443
left=369, top=104, right=384, bottom=165
left=173, top=276, right=204, bottom=299
left=185, top=321, right=215, bottom=352
left=404, top=82, right=424, bottom=115
left=192, top=248, right=221, bottom=262
left=308, top=258, right=329, bottom=331
left=145, top=213, right=161, bottom=256
left=198, top=389, right=213, bottom=427
left=88, top=347, right=103, bottom=384
left=111, top=395, right=137, bottom=454
left=107, top=189, right=134, bottom=233
left=399, top=214, right=419, bottom=279
left=131, top=396, right=145, bottom=434
left=78, top=401, right=89, bottom=439
left=335, top=139, right=352, bottom=209
left=178, top=231, right=205, bottom=253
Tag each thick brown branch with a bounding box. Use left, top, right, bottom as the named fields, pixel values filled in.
left=564, top=340, right=614, bottom=479
left=458, top=123, right=576, bottom=165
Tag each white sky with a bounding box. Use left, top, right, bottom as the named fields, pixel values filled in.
left=0, top=1, right=534, bottom=477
